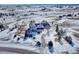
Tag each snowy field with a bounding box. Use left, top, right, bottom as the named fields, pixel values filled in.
left=0, top=5, right=79, bottom=54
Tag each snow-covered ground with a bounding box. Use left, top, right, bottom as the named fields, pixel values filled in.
left=0, top=5, right=79, bottom=54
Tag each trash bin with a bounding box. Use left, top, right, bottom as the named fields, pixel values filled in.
left=48, top=41, right=54, bottom=53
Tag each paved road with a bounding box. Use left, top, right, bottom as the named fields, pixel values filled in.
left=0, top=47, right=39, bottom=54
